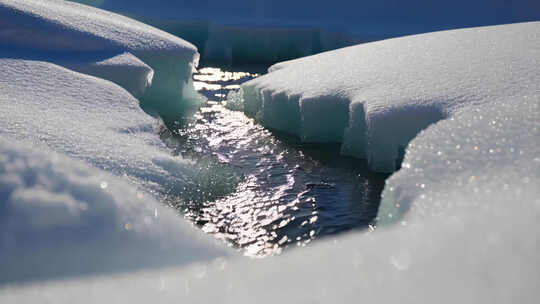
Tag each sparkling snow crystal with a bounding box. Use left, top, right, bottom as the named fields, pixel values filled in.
left=0, top=0, right=202, bottom=118
left=241, top=22, right=539, bottom=172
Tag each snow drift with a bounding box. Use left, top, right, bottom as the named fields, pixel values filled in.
left=1, top=21, right=538, bottom=303
left=0, top=1, right=538, bottom=302
left=60, top=52, right=154, bottom=98
left=0, top=0, right=202, bottom=118
left=0, top=138, right=231, bottom=284
left=71, top=0, right=540, bottom=65
left=241, top=22, right=540, bottom=172
left=0, top=0, right=236, bottom=284
left=0, top=57, right=227, bottom=203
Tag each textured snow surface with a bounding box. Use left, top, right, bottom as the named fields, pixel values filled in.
left=0, top=58, right=199, bottom=199
left=378, top=93, right=539, bottom=223
left=0, top=49, right=154, bottom=97
left=61, top=52, right=154, bottom=97
left=0, top=0, right=195, bottom=53
left=0, top=0, right=201, bottom=115
left=1, top=21, right=538, bottom=302
left=242, top=22, right=540, bottom=172
left=0, top=1, right=538, bottom=301
left=0, top=135, right=540, bottom=303
left=0, top=138, right=230, bottom=283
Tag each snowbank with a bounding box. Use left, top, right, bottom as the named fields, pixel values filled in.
left=241, top=22, right=540, bottom=172
left=378, top=93, right=540, bottom=224
left=61, top=52, right=154, bottom=98
left=0, top=0, right=201, bottom=117
left=0, top=1, right=538, bottom=301
left=2, top=116, right=538, bottom=301
left=0, top=58, right=215, bottom=201
left=0, top=49, right=154, bottom=97
left=0, top=138, right=231, bottom=284
left=0, top=1, right=237, bottom=285
left=3, top=190, right=537, bottom=303
left=1, top=21, right=538, bottom=303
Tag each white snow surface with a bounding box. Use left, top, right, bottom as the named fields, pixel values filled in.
left=242, top=22, right=540, bottom=172
left=0, top=0, right=235, bottom=284
left=0, top=0, right=235, bottom=286
left=1, top=21, right=538, bottom=303
left=0, top=49, right=154, bottom=97
left=0, top=0, right=195, bottom=54
left=0, top=138, right=231, bottom=283
left=61, top=52, right=154, bottom=97
left=0, top=0, right=201, bottom=114
left=0, top=58, right=200, bottom=199
left=377, top=96, right=539, bottom=225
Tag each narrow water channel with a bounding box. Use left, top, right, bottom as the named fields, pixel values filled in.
left=162, top=66, right=388, bottom=256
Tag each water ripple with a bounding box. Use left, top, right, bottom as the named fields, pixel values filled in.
left=163, top=67, right=388, bottom=256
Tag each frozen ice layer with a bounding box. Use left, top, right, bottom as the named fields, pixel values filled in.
left=0, top=0, right=202, bottom=117
left=2, top=136, right=538, bottom=302
left=241, top=22, right=540, bottom=172
left=0, top=49, right=154, bottom=98
left=0, top=138, right=231, bottom=283
left=0, top=9, right=538, bottom=303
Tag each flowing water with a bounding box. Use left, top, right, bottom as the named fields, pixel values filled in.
left=162, top=66, right=388, bottom=256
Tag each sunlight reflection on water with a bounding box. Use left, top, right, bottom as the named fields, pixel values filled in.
left=163, top=67, right=387, bottom=256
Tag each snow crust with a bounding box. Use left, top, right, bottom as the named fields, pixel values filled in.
left=0, top=0, right=201, bottom=116
left=61, top=52, right=154, bottom=97
left=1, top=21, right=538, bottom=303
left=241, top=22, right=540, bottom=172
left=0, top=1, right=538, bottom=301
left=0, top=58, right=201, bottom=200
left=378, top=93, right=540, bottom=225
left=0, top=138, right=231, bottom=284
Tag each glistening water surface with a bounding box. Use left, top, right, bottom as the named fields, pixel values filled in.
left=162, top=67, right=388, bottom=256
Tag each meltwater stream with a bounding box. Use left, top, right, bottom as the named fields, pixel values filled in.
left=161, top=67, right=388, bottom=257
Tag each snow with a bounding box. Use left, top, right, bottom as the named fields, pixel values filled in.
left=0, top=0, right=538, bottom=301
left=0, top=0, right=236, bottom=285
left=0, top=0, right=202, bottom=116
left=1, top=154, right=538, bottom=303
left=1, top=19, right=538, bottom=302
left=378, top=93, right=540, bottom=225
left=0, top=57, right=209, bottom=201
left=61, top=52, right=154, bottom=97
left=241, top=22, right=540, bottom=172
left=0, top=49, right=154, bottom=97
left=0, top=137, right=231, bottom=284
